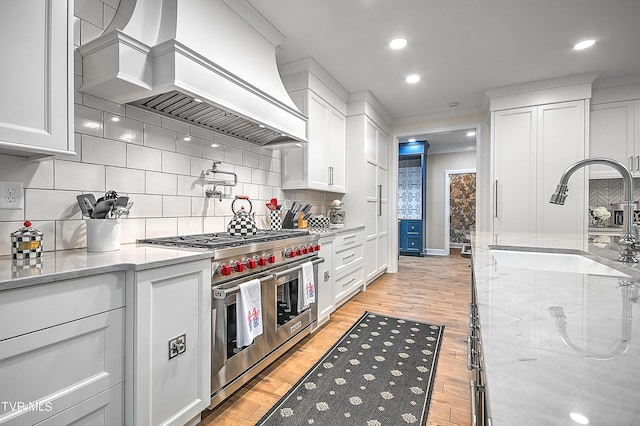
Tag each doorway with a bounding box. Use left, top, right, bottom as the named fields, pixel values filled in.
left=444, top=169, right=476, bottom=255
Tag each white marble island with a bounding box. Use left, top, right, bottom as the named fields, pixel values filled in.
left=471, top=231, right=640, bottom=426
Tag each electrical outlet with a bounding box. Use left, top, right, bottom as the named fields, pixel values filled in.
left=168, top=333, right=187, bottom=360
left=0, top=181, right=23, bottom=210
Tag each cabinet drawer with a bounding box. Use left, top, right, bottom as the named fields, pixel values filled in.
left=0, top=309, right=125, bottom=425
left=406, top=221, right=421, bottom=234
left=34, top=383, right=124, bottom=426
left=0, top=272, right=125, bottom=341
left=333, top=265, right=363, bottom=305
left=406, top=237, right=422, bottom=251
left=333, top=230, right=364, bottom=248
left=334, top=243, right=363, bottom=273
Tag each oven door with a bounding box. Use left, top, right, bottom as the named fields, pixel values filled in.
left=263, top=257, right=322, bottom=352
left=211, top=283, right=266, bottom=396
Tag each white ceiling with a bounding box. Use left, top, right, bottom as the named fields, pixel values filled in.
left=246, top=0, right=640, bottom=124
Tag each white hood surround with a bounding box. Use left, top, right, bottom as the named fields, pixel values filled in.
left=78, top=0, right=306, bottom=146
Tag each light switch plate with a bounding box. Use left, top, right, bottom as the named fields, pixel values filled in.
left=0, top=181, right=24, bottom=210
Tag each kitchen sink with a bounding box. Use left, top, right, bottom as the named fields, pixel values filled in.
left=490, top=247, right=630, bottom=277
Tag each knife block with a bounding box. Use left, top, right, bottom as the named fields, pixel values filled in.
left=86, top=219, right=121, bottom=252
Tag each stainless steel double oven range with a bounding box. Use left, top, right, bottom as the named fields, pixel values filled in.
left=138, top=229, right=323, bottom=408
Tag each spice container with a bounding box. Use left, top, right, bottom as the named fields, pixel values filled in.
left=11, top=220, right=43, bottom=259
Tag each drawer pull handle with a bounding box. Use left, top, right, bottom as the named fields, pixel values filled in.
left=342, top=277, right=356, bottom=287
left=467, top=336, right=480, bottom=370
left=344, top=234, right=357, bottom=240
left=342, top=253, right=356, bottom=261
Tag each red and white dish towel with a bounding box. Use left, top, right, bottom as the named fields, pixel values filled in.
left=297, top=261, right=315, bottom=311
left=236, top=279, right=263, bottom=348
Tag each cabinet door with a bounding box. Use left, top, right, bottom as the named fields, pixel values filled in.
left=316, top=239, right=334, bottom=325
left=537, top=100, right=587, bottom=235
left=0, top=310, right=124, bottom=425
left=492, top=107, right=538, bottom=233
left=328, top=108, right=346, bottom=192
left=132, top=260, right=211, bottom=426
left=589, top=101, right=635, bottom=178
left=0, top=0, right=73, bottom=156
left=307, top=94, right=331, bottom=188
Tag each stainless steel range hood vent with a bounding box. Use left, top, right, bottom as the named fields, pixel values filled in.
left=78, top=0, right=307, bottom=146
left=131, top=91, right=301, bottom=146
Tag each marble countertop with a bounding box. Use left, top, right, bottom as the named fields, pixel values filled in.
left=0, top=243, right=213, bottom=292
left=471, top=231, right=640, bottom=425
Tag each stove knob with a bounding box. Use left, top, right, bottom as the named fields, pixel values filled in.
left=296, top=247, right=303, bottom=256
left=302, top=245, right=309, bottom=254
left=285, top=249, right=296, bottom=258
left=308, top=245, right=315, bottom=253
left=257, top=256, right=267, bottom=266
left=233, top=261, right=244, bottom=273
left=314, top=243, right=321, bottom=251
left=268, top=254, right=277, bottom=263
left=219, top=263, right=232, bottom=276
left=246, top=258, right=257, bottom=269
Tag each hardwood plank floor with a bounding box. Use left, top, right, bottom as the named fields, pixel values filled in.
left=200, top=251, right=473, bottom=426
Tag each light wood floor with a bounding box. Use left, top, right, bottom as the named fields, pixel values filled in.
left=200, top=251, right=473, bottom=426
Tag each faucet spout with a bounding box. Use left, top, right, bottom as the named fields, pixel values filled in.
left=550, top=157, right=638, bottom=263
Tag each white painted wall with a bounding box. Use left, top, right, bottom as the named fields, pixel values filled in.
left=426, top=151, right=476, bottom=252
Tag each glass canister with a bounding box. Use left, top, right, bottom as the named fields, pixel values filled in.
left=11, top=220, right=44, bottom=260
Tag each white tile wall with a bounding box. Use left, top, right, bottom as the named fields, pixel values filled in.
left=0, top=5, right=328, bottom=256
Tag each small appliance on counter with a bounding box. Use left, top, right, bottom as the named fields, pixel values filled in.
left=611, top=202, right=640, bottom=227
left=327, top=199, right=345, bottom=229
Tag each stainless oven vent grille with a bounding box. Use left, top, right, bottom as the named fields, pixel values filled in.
left=130, top=91, right=304, bottom=147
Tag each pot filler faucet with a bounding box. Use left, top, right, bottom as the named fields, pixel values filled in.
left=550, top=157, right=639, bottom=263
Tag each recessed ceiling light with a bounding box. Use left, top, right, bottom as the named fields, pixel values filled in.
left=389, top=38, right=407, bottom=50
left=408, top=138, right=416, bottom=142
left=406, top=74, right=420, bottom=84
left=574, top=39, right=595, bottom=50
left=183, top=136, right=192, bottom=142
left=467, top=131, right=476, bottom=137
left=570, top=412, right=589, bottom=424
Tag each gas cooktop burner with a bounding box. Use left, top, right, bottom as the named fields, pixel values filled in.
left=137, top=229, right=310, bottom=250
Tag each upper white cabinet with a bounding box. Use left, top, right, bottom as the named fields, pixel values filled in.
left=344, top=92, right=391, bottom=284
left=280, top=59, right=348, bottom=193
left=589, top=100, right=639, bottom=178
left=492, top=100, right=588, bottom=235
left=0, top=0, right=75, bottom=158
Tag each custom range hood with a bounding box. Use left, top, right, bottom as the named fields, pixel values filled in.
left=78, top=0, right=306, bottom=146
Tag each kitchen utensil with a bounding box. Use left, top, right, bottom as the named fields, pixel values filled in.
left=92, top=199, right=116, bottom=219
left=282, top=210, right=295, bottom=229
left=270, top=198, right=278, bottom=208
left=227, top=196, right=257, bottom=236
left=76, top=194, right=96, bottom=218
left=266, top=202, right=277, bottom=211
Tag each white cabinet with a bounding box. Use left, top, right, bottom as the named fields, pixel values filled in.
left=589, top=100, right=639, bottom=178
left=128, top=260, right=211, bottom=426
left=315, top=235, right=335, bottom=328
left=0, top=273, right=125, bottom=425
left=282, top=90, right=346, bottom=192
left=0, top=0, right=75, bottom=158
left=345, top=105, right=390, bottom=284
left=492, top=100, right=588, bottom=235
left=332, top=229, right=365, bottom=307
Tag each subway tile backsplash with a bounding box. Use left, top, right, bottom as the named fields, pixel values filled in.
left=0, top=4, right=328, bottom=255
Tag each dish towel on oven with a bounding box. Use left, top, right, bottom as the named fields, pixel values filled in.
left=236, top=279, right=263, bottom=348
left=297, top=261, right=315, bottom=312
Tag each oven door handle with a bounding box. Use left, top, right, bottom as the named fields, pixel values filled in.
left=212, top=258, right=325, bottom=299
left=272, top=257, right=325, bottom=280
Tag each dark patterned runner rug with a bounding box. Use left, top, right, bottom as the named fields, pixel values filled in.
left=257, top=311, right=445, bottom=425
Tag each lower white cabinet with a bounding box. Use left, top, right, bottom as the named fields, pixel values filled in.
left=0, top=274, right=126, bottom=425
left=315, top=235, right=335, bottom=328
left=332, top=229, right=365, bottom=307
left=35, top=384, right=124, bottom=426
left=128, top=260, right=212, bottom=426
